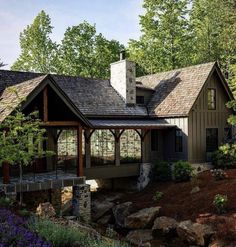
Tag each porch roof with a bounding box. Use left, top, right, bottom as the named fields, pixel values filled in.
left=89, top=119, right=176, bottom=129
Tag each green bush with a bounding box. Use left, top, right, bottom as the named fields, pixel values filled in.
left=29, top=217, right=129, bottom=247
left=213, top=194, right=228, bottom=214
left=152, top=191, right=164, bottom=201
left=153, top=160, right=172, bottom=181
left=0, top=197, right=12, bottom=207
left=173, top=160, right=193, bottom=182
left=212, top=144, right=236, bottom=169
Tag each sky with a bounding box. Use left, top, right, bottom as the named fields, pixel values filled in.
left=0, top=0, right=143, bottom=69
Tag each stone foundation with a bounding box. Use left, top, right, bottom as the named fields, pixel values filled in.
left=72, top=184, right=91, bottom=222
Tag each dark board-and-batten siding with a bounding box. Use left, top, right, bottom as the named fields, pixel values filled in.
left=188, top=72, right=233, bottom=163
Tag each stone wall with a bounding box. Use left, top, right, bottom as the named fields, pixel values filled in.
left=110, top=59, right=136, bottom=104
left=72, top=184, right=91, bottom=222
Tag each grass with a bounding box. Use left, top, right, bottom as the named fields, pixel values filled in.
left=29, top=217, right=129, bottom=247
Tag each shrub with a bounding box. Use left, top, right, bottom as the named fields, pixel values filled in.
left=173, top=160, right=193, bottom=182
left=213, top=194, right=228, bottom=214
left=212, top=143, right=236, bottom=169
left=0, top=208, right=52, bottom=247
left=0, top=197, right=12, bottom=207
left=152, top=191, right=164, bottom=201
left=29, top=217, right=129, bottom=247
left=153, top=160, right=172, bottom=181
left=211, top=169, right=228, bottom=180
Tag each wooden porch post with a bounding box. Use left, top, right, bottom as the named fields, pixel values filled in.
left=84, top=129, right=94, bottom=169
left=77, top=124, right=83, bottom=177
left=115, top=130, right=121, bottom=166
left=2, top=162, right=10, bottom=184
left=43, top=87, right=48, bottom=122
left=134, top=129, right=150, bottom=163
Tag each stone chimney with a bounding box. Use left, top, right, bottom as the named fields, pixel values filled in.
left=110, top=51, right=136, bottom=105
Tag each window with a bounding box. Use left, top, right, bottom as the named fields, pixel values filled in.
left=151, top=130, right=158, bottom=151
left=90, top=130, right=115, bottom=165
left=58, top=130, right=77, bottom=157
left=206, top=128, right=218, bottom=152
left=136, top=96, right=145, bottom=105
left=175, top=130, right=183, bottom=152
left=207, top=89, right=216, bottom=110
left=120, top=130, right=141, bottom=163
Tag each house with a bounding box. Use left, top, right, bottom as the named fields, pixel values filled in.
left=0, top=57, right=234, bottom=195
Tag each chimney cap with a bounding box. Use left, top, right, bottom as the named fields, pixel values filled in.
left=120, top=50, right=126, bottom=60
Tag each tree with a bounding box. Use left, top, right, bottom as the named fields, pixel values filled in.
left=190, top=0, right=236, bottom=80
left=128, top=0, right=192, bottom=75
left=0, top=89, right=53, bottom=203
left=0, top=59, right=5, bottom=68
left=11, top=10, right=58, bottom=73
left=57, top=21, right=123, bottom=78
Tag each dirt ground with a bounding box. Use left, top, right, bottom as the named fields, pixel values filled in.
left=120, top=169, right=236, bottom=222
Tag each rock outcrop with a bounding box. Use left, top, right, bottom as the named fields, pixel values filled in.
left=152, top=216, right=178, bottom=236
left=126, top=229, right=153, bottom=246
left=36, top=202, right=56, bottom=218
left=124, top=206, right=161, bottom=229
left=113, top=202, right=133, bottom=227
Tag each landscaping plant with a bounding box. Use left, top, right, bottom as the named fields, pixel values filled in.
left=0, top=208, right=52, bottom=247
left=153, top=160, right=172, bottom=182
left=212, top=143, right=236, bottom=169
left=173, top=160, right=193, bottom=182
left=213, top=194, right=228, bottom=214
left=211, top=169, right=228, bottom=180
left=152, top=191, right=164, bottom=201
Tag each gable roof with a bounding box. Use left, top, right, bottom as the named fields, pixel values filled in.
left=0, top=75, right=47, bottom=122
left=0, top=70, right=147, bottom=118
left=0, top=74, right=91, bottom=126
left=137, top=62, right=231, bottom=117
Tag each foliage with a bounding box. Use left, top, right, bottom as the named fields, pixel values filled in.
left=153, top=160, right=172, bottom=182
left=212, top=143, right=236, bottom=169
left=128, top=0, right=192, bottom=75
left=0, top=208, right=52, bottom=247
left=213, top=194, right=228, bottom=214
left=120, top=156, right=140, bottom=164
left=12, top=12, right=123, bottom=79
left=0, top=59, right=5, bottom=68
left=11, top=10, right=58, bottom=73
left=58, top=21, right=123, bottom=78
left=29, top=217, right=129, bottom=247
left=173, top=160, right=193, bottom=182
left=210, top=169, right=228, bottom=181
left=0, top=197, right=12, bottom=208
left=152, top=191, right=164, bottom=201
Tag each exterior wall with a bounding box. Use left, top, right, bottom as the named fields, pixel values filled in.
left=136, top=88, right=153, bottom=105
left=163, top=117, right=188, bottom=161
left=110, top=59, right=136, bottom=104
left=188, top=72, right=233, bottom=163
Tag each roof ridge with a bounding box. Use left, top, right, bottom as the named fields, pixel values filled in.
left=137, top=61, right=216, bottom=79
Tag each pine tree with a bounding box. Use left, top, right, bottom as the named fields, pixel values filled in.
left=128, top=0, right=192, bottom=75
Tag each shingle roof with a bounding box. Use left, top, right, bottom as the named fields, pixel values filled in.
left=137, top=62, right=216, bottom=117
left=0, top=75, right=47, bottom=122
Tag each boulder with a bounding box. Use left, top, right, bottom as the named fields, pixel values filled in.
left=125, top=206, right=161, bottom=229
left=177, top=220, right=215, bottom=246
left=126, top=229, right=153, bottom=246
left=152, top=216, right=178, bottom=236
left=36, top=202, right=56, bottom=218
left=97, top=214, right=112, bottom=225
left=113, top=202, right=133, bottom=227
left=92, top=200, right=114, bottom=221
left=190, top=186, right=200, bottom=194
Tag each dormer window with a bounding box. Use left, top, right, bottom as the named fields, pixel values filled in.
left=136, top=96, right=145, bottom=105
left=207, top=88, right=216, bottom=110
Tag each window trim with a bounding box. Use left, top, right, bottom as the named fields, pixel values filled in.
left=207, top=88, right=216, bottom=110
left=175, top=129, right=183, bottom=153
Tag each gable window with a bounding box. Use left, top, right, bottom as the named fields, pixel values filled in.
left=136, top=96, right=145, bottom=105
left=206, top=128, right=218, bottom=152
left=151, top=130, right=158, bottom=151
left=175, top=129, right=183, bottom=152
left=207, top=89, right=216, bottom=110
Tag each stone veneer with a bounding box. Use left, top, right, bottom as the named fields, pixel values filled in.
left=72, top=184, right=91, bottom=222
left=110, top=59, right=136, bottom=104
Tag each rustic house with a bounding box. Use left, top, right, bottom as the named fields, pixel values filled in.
left=0, top=57, right=234, bottom=217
